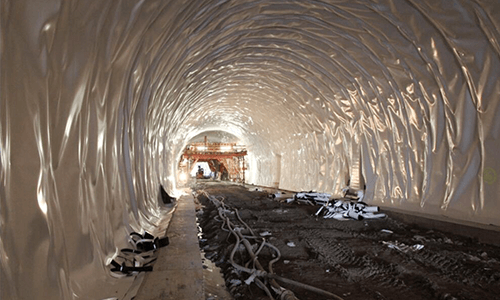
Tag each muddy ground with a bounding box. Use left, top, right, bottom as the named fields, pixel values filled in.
left=193, top=183, right=500, bottom=300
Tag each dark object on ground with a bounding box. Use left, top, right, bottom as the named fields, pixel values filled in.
left=160, top=185, right=175, bottom=204
left=110, top=259, right=153, bottom=274
left=110, top=231, right=170, bottom=276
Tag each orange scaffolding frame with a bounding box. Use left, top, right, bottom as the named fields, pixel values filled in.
left=179, top=139, right=247, bottom=183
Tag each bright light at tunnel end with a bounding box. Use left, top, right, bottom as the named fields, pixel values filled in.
left=179, top=172, right=187, bottom=182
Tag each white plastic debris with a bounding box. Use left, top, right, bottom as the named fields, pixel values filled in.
left=362, top=212, right=387, bottom=219
left=260, top=231, right=272, bottom=237
left=295, top=192, right=331, bottom=205
left=412, top=244, right=424, bottom=251
left=268, top=191, right=285, bottom=199
left=344, top=209, right=362, bottom=220
left=381, top=229, right=393, bottom=234
left=362, top=205, right=379, bottom=213
left=383, top=241, right=424, bottom=253
left=286, top=241, right=296, bottom=247
left=317, top=199, right=385, bottom=221
left=296, top=192, right=331, bottom=199
left=315, top=206, right=325, bottom=216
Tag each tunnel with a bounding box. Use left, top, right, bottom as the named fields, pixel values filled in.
left=1, top=0, right=500, bottom=299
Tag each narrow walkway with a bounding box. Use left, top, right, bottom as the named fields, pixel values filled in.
left=135, top=195, right=204, bottom=300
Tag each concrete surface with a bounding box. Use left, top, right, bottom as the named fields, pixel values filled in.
left=135, top=195, right=204, bottom=300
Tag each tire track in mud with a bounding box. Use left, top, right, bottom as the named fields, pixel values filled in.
left=195, top=184, right=500, bottom=300
left=408, top=249, right=500, bottom=286
left=305, top=226, right=500, bottom=299
left=303, top=229, right=476, bottom=300
left=304, top=229, right=407, bottom=288
left=304, top=237, right=459, bottom=300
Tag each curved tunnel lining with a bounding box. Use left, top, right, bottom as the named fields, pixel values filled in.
left=1, top=1, right=500, bottom=299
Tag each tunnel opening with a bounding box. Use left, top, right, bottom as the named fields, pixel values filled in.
left=178, top=134, right=248, bottom=185
left=190, top=161, right=211, bottom=178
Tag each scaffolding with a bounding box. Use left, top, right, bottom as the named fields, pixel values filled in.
left=179, top=137, right=247, bottom=183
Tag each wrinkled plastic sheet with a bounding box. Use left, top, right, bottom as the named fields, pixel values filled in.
left=1, top=0, right=500, bottom=299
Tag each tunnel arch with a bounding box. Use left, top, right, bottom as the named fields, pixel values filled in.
left=2, top=0, right=500, bottom=299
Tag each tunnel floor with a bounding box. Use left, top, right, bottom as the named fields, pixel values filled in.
left=193, top=183, right=500, bottom=300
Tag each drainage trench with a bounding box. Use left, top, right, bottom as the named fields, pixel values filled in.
left=198, top=213, right=234, bottom=300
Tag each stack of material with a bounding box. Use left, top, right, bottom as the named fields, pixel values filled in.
left=287, top=191, right=331, bottom=205
left=281, top=191, right=385, bottom=221
left=109, top=232, right=169, bottom=277
left=382, top=241, right=424, bottom=253
left=315, top=199, right=386, bottom=220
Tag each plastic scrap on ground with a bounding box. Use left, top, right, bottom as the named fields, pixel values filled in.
left=108, top=231, right=169, bottom=277
left=288, top=192, right=331, bottom=205
left=280, top=191, right=386, bottom=221
left=318, top=199, right=386, bottom=220
left=249, top=188, right=386, bottom=221
left=382, top=241, right=424, bottom=253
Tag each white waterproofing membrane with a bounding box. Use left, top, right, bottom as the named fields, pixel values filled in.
left=1, top=0, right=500, bottom=299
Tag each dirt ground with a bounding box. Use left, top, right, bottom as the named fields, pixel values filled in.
left=193, top=182, right=500, bottom=300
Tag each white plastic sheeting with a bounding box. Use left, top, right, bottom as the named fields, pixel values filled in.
left=1, top=0, right=499, bottom=299
left=189, top=131, right=241, bottom=144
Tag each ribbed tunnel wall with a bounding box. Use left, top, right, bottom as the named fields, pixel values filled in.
left=1, top=0, right=499, bottom=299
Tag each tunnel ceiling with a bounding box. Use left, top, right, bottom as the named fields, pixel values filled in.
left=188, top=131, right=241, bottom=144
left=145, top=0, right=500, bottom=218
left=2, top=0, right=500, bottom=299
